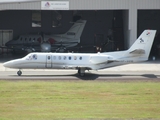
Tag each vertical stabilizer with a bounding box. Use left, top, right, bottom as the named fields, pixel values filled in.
left=64, top=20, right=87, bottom=41
left=128, top=30, right=156, bottom=61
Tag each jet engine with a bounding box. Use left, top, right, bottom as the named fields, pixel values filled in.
left=40, top=42, right=51, bottom=52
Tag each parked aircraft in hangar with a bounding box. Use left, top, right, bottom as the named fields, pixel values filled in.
left=3, top=30, right=156, bottom=77
left=5, top=20, right=86, bottom=53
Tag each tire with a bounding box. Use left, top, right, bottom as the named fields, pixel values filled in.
left=17, top=70, right=22, bottom=76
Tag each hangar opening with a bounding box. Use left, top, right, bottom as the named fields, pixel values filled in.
left=0, top=10, right=125, bottom=55
left=138, top=10, right=160, bottom=59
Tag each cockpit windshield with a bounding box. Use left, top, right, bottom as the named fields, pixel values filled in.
left=24, top=54, right=38, bottom=60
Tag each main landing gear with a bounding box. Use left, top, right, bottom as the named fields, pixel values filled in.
left=16, top=69, right=87, bottom=76
left=78, top=68, right=86, bottom=77
left=17, top=70, right=22, bottom=76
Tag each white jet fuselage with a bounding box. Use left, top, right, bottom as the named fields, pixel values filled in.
left=3, top=51, right=139, bottom=70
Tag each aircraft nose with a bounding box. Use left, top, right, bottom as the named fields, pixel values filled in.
left=3, top=61, right=13, bottom=68
left=3, top=59, right=24, bottom=69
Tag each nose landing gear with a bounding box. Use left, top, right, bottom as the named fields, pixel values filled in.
left=17, top=70, right=22, bottom=76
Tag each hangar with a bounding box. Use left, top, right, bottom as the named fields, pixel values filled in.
left=0, top=0, right=160, bottom=58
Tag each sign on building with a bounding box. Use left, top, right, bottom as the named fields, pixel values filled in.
left=41, top=1, right=69, bottom=10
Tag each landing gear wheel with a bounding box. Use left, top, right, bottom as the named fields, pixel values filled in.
left=78, top=68, right=80, bottom=74
left=17, top=70, right=22, bottom=76
left=78, top=68, right=85, bottom=77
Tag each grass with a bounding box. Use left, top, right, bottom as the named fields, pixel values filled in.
left=0, top=80, right=160, bottom=119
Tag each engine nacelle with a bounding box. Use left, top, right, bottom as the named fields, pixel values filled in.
left=90, top=54, right=113, bottom=64
left=41, top=42, right=51, bottom=52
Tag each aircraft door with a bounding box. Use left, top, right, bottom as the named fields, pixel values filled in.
left=46, top=55, right=52, bottom=68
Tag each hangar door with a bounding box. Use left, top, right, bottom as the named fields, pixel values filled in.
left=138, top=10, right=160, bottom=58
left=0, top=30, right=13, bottom=46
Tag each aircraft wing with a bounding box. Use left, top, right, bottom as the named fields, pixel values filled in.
left=89, top=55, right=117, bottom=64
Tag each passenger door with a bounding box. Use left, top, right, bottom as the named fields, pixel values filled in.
left=46, top=55, right=52, bottom=68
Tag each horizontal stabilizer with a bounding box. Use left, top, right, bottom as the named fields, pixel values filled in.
left=129, top=49, right=145, bottom=54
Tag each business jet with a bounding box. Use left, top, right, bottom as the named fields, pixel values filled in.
left=5, top=20, right=87, bottom=53
left=3, top=30, right=156, bottom=77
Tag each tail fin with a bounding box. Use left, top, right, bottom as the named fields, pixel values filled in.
left=128, top=30, right=156, bottom=61
left=63, top=20, right=87, bottom=41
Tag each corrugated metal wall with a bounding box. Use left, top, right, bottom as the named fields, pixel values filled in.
left=69, top=0, right=130, bottom=10
left=0, top=2, right=40, bottom=10
left=0, top=0, right=160, bottom=11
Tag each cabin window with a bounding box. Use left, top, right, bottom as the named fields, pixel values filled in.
left=32, top=54, right=37, bottom=60
left=79, top=57, right=82, bottom=60
left=48, top=56, right=51, bottom=60
left=64, top=56, right=66, bottom=60
left=59, top=56, right=61, bottom=60
left=74, top=56, right=77, bottom=60
left=69, top=56, right=71, bottom=60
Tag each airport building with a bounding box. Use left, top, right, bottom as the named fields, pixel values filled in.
left=0, top=0, right=160, bottom=57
